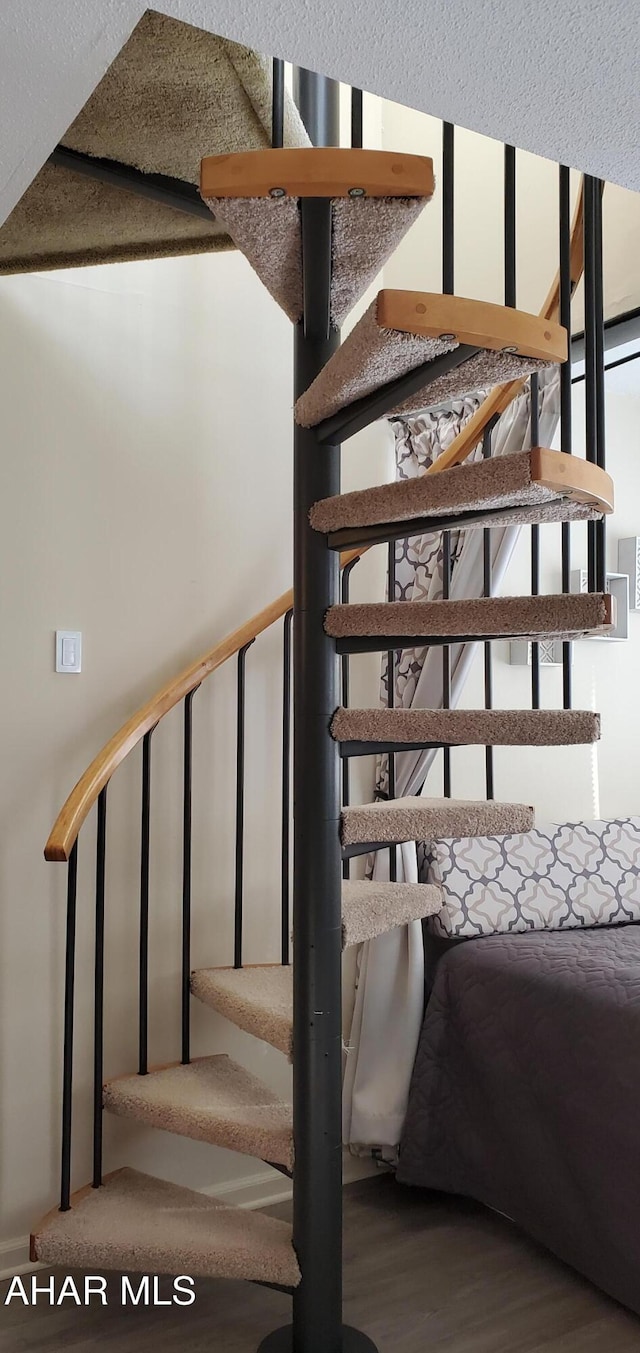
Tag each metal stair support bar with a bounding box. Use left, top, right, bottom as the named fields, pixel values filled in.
left=48, top=144, right=215, bottom=222
left=312, top=344, right=479, bottom=446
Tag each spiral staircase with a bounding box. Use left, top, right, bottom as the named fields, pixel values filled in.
left=28, top=71, right=613, bottom=1353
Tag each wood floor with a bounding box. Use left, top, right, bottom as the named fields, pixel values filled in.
left=2, top=1175, right=640, bottom=1352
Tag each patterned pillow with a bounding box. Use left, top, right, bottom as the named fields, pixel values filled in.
left=425, top=818, right=640, bottom=939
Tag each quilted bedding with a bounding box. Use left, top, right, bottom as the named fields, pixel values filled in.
left=398, top=926, right=640, bottom=1314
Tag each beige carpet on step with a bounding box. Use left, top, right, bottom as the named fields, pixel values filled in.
left=32, top=1167, right=300, bottom=1286
left=295, top=296, right=555, bottom=427
left=341, top=879, right=443, bottom=945
left=0, top=10, right=307, bottom=274
left=326, top=592, right=611, bottom=641
left=203, top=193, right=428, bottom=325
left=191, top=965, right=294, bottom=1058
left=332, top=707, right=601, bottom=746
left=341, top=797, right=535, bottom=846
left=104, top=1054, right=293, bottom=1170
left=310, top=447, right=604, bottom=533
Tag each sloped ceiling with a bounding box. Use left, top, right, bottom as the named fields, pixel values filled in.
left=1, top=0, right=639, bottom=232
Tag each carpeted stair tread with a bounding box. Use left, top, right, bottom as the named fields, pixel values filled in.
left=201, top=150, right=434, bottom=325
left=191, top=965, right=294, bottom=1058
left=295, top=292, right=565, bottom=428
left=341, top=797, right=535, bottom=847
left=103, top=1055, right=293, bottom=1170
left=310, top=447, right=613, bottom=537
left=326, top=592, right=612, bottom=644
left=332, top=707, right=600, bottom=747
left=0, top=12, right=308, bottom=275
left=341, top=879, right=443, bottom=945
left=31, top=1167, right=300, bottom=1286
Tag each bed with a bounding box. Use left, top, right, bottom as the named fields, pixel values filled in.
left=397, top=924, right=640, bottom=1315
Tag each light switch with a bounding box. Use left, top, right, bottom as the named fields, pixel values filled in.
left=56, top=630, right=82, bottom=673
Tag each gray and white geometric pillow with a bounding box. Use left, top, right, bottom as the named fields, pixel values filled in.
left=424, top=818, right=640, bottom=939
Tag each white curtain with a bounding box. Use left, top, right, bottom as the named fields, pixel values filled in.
left=343, top=371, right=561, bottom=1158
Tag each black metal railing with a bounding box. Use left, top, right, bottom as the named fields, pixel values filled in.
left=559, top=164, right=573, bottom=709
left=281, top=608, right=294, bottom=963
left=138, top=728, right=153, bottom=1076
left=60, top=841, right=78, bottom=1212
left=482, top=424, right=495, bottom=799
left=234, top=640, right=254, bottom=970
left=340, top=558, right=360, bottom=882
left=181, top=687, right=198, bottom=1064
left=52, top=575, right=310, bottom=1212
left=93, top=787, right=107, bottom=1188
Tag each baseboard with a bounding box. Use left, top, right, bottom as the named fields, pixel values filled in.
left=0, top=1236, right=41, bottom=1282
left=0, top=1150, right=381, bottom=1281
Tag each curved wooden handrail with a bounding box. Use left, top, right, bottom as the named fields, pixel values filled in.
left=45, top=177, right=588, bottom=863
left=45, top=548, right=363, bottom=863
left=45, top=589, right=292, bottom=862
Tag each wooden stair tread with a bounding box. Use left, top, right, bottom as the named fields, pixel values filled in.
left=326, top=592, right=613, bottom=650
left=295, top=293, right=566, bottom=432
left=332, top=707, right=601, bottom=750
left=200, top=147, right=434, bottom=200
left=341, top=798, right=535, bottom=848
left=104, top=1055, right=294, bottom=1170
left=311, top=447, right=614, bottom=545
left=31, top=1167, right=300, bottom=1286
left=377, top=291, right=566, bottom=361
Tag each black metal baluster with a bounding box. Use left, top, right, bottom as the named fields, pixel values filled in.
left=272, top=58, right=285, bottom=149
left=593, top=181, right=607, bottom=594
left=442, top=123, right=455, bottom=294
left=281, top=610, right=293, bottom=964
left=351, top=89, right=363, bottom=150
left=487, top=142, right=516, bottom=798
left=93, top=789, right=107, bottom=1189
left=584, top=176, right=598, bottom=593
left=139, top=729, right=153, bottom=1077
left=182, top=689, right=197, bottom=1064
left=60, top=841, right=78, bottom=1211
left=387, top=542, right=397, bottom=881
left=559, top=165, right=573, bottom=708
left=235, top=640, right=255, bottom=969
left=504, top=145, right=517, bottom=309
left=441, top=531, right=452, bottom=798
left=530, top=373, right=541, bottom=709
left=441, top=120, right=455, bottom=799
left=482, top=427, right=495, bottom=798
left=341, top=558, right=360, bottom=881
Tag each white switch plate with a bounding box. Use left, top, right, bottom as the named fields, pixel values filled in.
left=56, top=630, right=82, bottom=673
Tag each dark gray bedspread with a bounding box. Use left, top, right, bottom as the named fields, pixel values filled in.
left=398, top=926, right=640, bottom=1314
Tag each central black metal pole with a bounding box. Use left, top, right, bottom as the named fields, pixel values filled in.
left=259, top=69, right=377, bottom=1353
left=291, top=240, right=342, bottom=1351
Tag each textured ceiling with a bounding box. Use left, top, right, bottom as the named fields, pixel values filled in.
left=1, top=0, right=639, bottom=231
